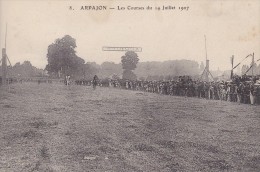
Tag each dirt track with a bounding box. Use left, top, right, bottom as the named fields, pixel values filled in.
left=0, top=83, right=259, bottom=172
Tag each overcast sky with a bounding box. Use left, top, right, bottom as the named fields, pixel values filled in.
left=1, top=0, right=259, bottom=70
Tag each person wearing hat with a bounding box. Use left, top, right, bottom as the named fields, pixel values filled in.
left=226, top=83, right=231, bottom=102
left=249, top=81, right=256, bottom=105
left=256, top=84, right=260, bottom=105
left=220, top=83, right=227, bottom=101
left=243, top=83, right=250, bottom=104
left=237, top=82, right=244, bottom=104
left=231, top=83, right=237, bottom=102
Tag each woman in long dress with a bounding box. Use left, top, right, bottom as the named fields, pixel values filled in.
left=249, top=82, right=255, bottom=105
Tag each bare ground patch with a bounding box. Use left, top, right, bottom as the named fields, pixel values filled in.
left=0, top=83, right=259, bottom=172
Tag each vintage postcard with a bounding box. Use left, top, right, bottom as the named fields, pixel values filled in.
left=0, top=0, right=260, bottom=171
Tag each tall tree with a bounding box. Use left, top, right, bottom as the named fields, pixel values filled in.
left=45, top=35, right=85, bottom=78
left=121, top=51, right=139, bottom=80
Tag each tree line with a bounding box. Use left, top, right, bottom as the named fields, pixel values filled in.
left=44, top=35, right=205, bottom=80
left=0, top=61, right=45, bottom=78
left=3, top=35, right=258, bottom=81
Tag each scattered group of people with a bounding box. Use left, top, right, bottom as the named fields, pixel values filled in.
left=75, top=75, right=260, bottom=105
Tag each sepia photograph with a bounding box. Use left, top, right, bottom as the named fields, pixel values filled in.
left=0, top=0, right=260, bottom=171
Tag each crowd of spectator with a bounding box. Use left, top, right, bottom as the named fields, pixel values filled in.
left=75, top=75, right=260, bottom=105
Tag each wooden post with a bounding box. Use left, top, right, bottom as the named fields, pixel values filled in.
left=206, top=59, right=209, bottom=82
left=252, top=53, right=254, bottom=76
left=2, top=48, right=7, bottom=85
left=231, top=55, right=234, bottom=79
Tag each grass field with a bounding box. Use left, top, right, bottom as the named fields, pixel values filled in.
left=0, top=82, right=259, bottom=172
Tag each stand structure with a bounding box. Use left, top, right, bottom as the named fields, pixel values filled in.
left=1, top=24, right=12, bottom=86
left=200, top=35, right=214, bottom=82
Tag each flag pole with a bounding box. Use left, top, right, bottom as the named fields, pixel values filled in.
left=230, top=55, right=234, bottom=79
left=5, top=23, right=7, bottom=50
left=252, top=53, right=254, bottom=76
